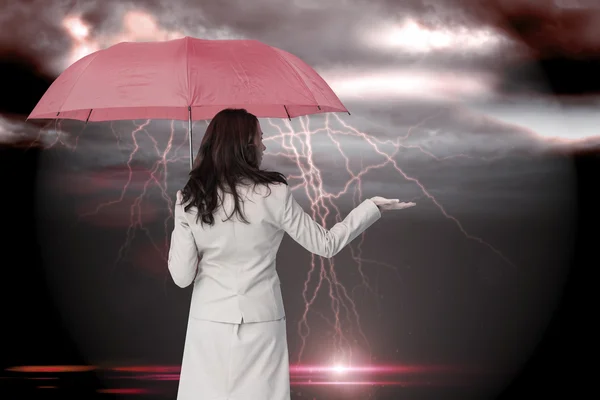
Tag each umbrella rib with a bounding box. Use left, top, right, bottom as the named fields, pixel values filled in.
left=85, top=109, right=93, bottom=124
left=284, top=105, right=291, bottom=121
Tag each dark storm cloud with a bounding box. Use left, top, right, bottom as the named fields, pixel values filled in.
left=4, top=0, right=600, bottom=88
left=452, top=0, right=600, bottom=95
left=368, top=0, right=600, bottom=55
left=464, top=0, right=600, bottom=57
left=0, top=0, right=377, bottom=71
left=0, top=0, right=76, bottom=65
left=146, top=0, right=523, bottom=71
left=484, top=0, right=600, bottom=95
left=0, top=0, right=518, bottom=77
left=355, top=0, right=600, bottom=95
left=5, top=0, right=594, bottom=102
left=143, top=0, right=421, bottom=69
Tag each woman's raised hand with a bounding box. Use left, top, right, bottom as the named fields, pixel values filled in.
left=370, top=196, right=416, bottom=211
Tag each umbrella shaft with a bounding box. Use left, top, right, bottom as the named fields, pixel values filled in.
left=188, top=106, right=193, bottom=170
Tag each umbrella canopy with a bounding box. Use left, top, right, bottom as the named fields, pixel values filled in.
left=27, top=36, right=349, bottom=122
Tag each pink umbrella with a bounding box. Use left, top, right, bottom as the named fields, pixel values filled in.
left=27, top=36, right=350, bottom=168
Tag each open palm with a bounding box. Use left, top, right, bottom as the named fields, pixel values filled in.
left=370, top=196, right=416, bottom=211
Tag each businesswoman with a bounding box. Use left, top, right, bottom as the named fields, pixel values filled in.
left=168, top=108, right=415, bottom=400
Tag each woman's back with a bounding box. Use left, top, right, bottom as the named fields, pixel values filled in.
left=187, top=181, right=286, bottom=264
left=168, top=180, right=382, bottom=323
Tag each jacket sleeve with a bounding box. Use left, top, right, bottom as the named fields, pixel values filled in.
left=277, top=184, right=381, bottom=258
left=168, top=191, right=199, bottom=288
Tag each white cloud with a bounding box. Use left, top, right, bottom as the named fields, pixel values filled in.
left=322, top=67, right=497, bottom=102
left=362, top=17, right=505, bottom=55
left=0, top=114, right=70, bottom=145
left=468, top=97, right=600, bottom=143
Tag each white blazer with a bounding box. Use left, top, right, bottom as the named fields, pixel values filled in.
left=168, top=181, right=381, bottom=323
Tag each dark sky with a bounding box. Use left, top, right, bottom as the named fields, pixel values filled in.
left=0, top=1, right=597, bottom=399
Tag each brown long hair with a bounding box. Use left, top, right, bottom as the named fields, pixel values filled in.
left=181, top=108, right=287, bottom=226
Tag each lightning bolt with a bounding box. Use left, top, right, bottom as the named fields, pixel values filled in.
left=75, top=119, right=203, bottom=275
left=262, top=112, right=515, bottom=368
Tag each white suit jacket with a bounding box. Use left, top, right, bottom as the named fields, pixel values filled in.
left=168, top=181, right=381, bottom=323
